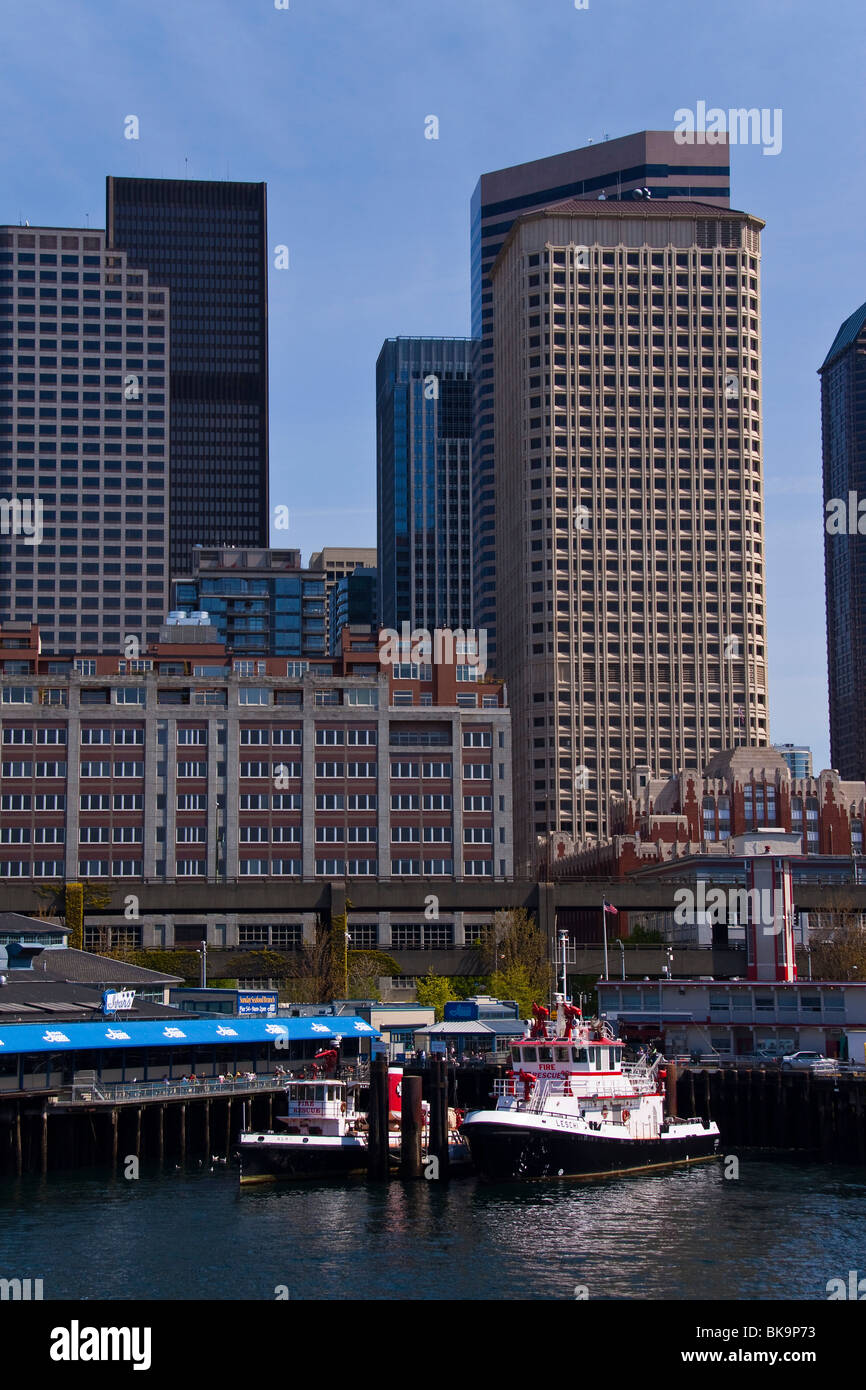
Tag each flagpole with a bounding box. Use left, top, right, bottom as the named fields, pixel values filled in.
left=602, top=900, right=609, bottom=981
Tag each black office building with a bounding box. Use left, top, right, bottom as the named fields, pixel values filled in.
left=107, top=177, right=269, bottom=575
left=820, top=301, right=866, bottom=781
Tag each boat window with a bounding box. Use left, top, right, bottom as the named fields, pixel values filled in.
left=537, top=1047, right=552, bottom=1062
left=599, top=1047, right=609, bottom=1070
left=511, top=1047, right=521, bottom=1066
left=590, top=1048, right=600, bottom=1070
left=572, top=1047, right=588, bottom=1066
left=555, top=1047, right=570, bottom=1064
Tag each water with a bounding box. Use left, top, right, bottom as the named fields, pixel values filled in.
left=1, top=1160, right=864, bottom=1301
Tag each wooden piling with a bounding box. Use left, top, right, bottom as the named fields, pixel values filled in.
left=40, top=1108, right=48, bottom=1175
left=366, top=1056, right=390, bottom=1181
left=179, top=1103, right=187, bottom=1164
left=157, top=1104, right=164, bottom=1166
left=203, top=1100, right=210, bottom=1160
left=14, top=1108, right=22, bottom=1176
left=134, top=1107, right=142, bottom=1162
left=665, top=1061, right=678, bottom=1119
left=400, top=1074, right=423, bottom=1179
left=110, top=1108, right=118, bottom=1171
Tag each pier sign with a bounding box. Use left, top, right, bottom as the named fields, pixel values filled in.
left=237, top=990, right=279, bottom=1017
left=102, top=990, right=135, bottom=1014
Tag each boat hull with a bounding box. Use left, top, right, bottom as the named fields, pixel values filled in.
left=461, top=1119, right=720, bottom=1183
left=237, top=1136, right=390, bottom=1183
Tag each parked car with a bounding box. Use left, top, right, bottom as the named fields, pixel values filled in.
left=780, top=1051, right=829, bottom=1070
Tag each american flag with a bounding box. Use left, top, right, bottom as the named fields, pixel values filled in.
left=603, top=900, right=618, bottom=915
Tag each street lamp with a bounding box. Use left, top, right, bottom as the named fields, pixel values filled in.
left=199, top=938, right=207, bottom=988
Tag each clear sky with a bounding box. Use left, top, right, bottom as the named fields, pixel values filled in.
left=2, top=0, right=864, bottom=771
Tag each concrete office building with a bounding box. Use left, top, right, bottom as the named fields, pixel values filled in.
left=0, top=224, right=170, bottom=656
left=106, top=177, right=269, bottom=576
left=819, top=301, right=866, bottom=782
left=492, top=198, right=768, bottom=869
left=376, top=338, right=473, bottom=633
left=470, top=131, right=732, bottom=662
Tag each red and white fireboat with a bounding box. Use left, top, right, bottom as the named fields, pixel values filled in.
left=460, top=996, right=720, bottom=1183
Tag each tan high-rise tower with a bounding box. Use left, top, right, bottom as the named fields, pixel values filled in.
left=492, top=199, right=769, bottom=871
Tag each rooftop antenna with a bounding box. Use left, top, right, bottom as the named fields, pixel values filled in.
left=184, top=156, right=189, bottom=177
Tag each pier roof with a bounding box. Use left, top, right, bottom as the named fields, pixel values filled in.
left=0, top=1015, right=380, bottom=1055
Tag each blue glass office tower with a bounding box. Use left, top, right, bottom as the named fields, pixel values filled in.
left=820, top=302, right=866, bottom=781
left=470, top=130, right=731, bottom=662
left=376, top=337, right=473, bottom=633
left=329, top=567, right=378, bottom=653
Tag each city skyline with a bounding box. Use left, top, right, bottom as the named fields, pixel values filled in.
left=2, top=0, right=864, bottom=771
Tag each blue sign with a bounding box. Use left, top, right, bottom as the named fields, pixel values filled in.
left=443, top=1001, right=476, bottom=1021
left=236, top=991, right=279, bottom=1017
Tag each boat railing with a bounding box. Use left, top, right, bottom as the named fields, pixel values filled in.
left=527, top=1079, right=552, bottom=1113
left=621, top=1060, right=661, bottom=1092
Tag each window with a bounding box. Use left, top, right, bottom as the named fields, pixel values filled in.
left=115, top=688, right=146, bottom=705
left=81, top=728, right=111, bottom=744
left=463, top=730, right=492, bottom=747
left=347, top=762, right=377, bottom=778
left=392, top=825, right=420, bottom=842
left=112, top=860, right=142, bottom=877
left=315, top=858, right=345, bottom=875
left=315, top=762, right=344, bottom=778
left=272, top=729, right=301, bottom=745
left=80, top=761, right=110, bottom=777
left=113, top=762, right=143, bottom=778
left=239, top=859, right=269, bottom=876
left=316, top=794, right=344, bottom=811
left=2, top=729, right=33, bottom=744
left=78, top=859, right=109, bottom=876
left=240, top=826, right=269, bottom=843
left=422, top=762, right=452, bottom=778
left=463, top=795, right=492, bottom=811
left=177, top=761, right=207, bottom=778
left=273, top=793, right=302, bottom=810
left=80, top=794, right=110, bottom=810
left=464, top=827, right=492, bottom=843
left=176, top=859, right=206, bottom=876
left=1, top=795, right=31, bottom=811
left=177, top=794, right=207, bottom=811
left=390, top=762, right=419, bottom=779
left=346, top=688, right=378, bottom=707
left=238, top=687, right=270, bottom=705
left=347, top=729, right=377, bottom=745
left=465, top=859, right=492, bottom=876
left=240, top=762, right=269, bottom=778
left=391, top=794, right=420, bottom=810
left=271, top=860, right=302, bottom=876
left=348, top=825, right=377, bottom=842
left=463, top=763, right=491, bottom=780
left=316, top=826, right=344, bottom=842
left=177, top=826, right=207, bottom=843
left=348, top=794, right=377, bottom=810
left=113, top=826, right=142, bottom=843
left=347, top=859, right=377, bottom=875
left=316, top=729, right=345, bottom=745
left=114, top=728, right=144, bottom=744
left=178, top=728, right=207, bottom=744
left=423, top=794, right=452, bottom=811
left=272, top=825, right=301, bottom=842
left=391, top=859, right=420, bottom=875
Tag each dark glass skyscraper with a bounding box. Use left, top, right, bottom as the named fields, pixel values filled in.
left=106, top=177, right=269, bottom=575
left=376, top=337, right=473, bottom=633
left=470, top=130, right=731, bottom=662
left=820, top=301, right=866, bottom=781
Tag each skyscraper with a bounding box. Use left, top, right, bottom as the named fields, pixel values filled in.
left=106, top=177, right=269, bottom=575
left=492, top=198, right=768, bottom=870
left=0, top=224, right=169, bottom=655
left=471, top=131, right=732, bottom=662
left=308, top=547, right=377, bottom=651
left=820, top=301, right=866, bottom=782
left=376, top=337, right=473, bottom=633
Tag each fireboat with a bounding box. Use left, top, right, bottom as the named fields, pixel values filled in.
left=460, top=996, right=720, bottom=1182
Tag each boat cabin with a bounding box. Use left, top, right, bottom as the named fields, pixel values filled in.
left=277, top=1080, right=359, bottom=1137
left=510, top=1041, right=624, bottom=1078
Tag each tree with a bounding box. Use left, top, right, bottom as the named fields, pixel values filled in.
left=33, top=880, right=112, bottom=950
left=809, top=915, right=866, bottom=981
left=415, top=969, right=457, bottom=1022
left=482, top=908, right=551, bottom=1015
left=346, top=950, right=401, bottom=1001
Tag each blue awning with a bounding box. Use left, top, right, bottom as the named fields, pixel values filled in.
left=0, top=1016, right=380, bottom=1057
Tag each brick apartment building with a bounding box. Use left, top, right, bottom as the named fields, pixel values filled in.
left=0, top=619, right=512, bottom=961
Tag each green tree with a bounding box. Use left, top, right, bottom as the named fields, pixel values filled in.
left=346, top=950, right=402, bottom=1001
left=482, top=908, right=551, bottom=1014
left=415, top=969, right=457, bottom=1022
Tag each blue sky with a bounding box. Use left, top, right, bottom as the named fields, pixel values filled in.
left=2, top=0, right=864, bottom=771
